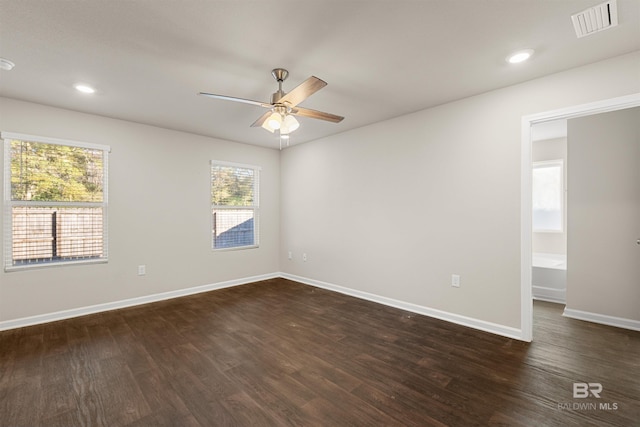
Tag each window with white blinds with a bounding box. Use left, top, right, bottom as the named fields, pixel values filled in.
left=211, top=161, right=260, bottom=250
left=3, top=132, right=109, bottom=270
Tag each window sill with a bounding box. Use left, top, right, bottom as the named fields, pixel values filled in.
left=5, top=258, right=108, bottom=272
left=212, top=245, right=259, bottom=252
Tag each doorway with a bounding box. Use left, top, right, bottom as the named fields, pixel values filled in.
left=531, top=121, right=567, bottom=305
left=519, top=93, right=640, bottom=342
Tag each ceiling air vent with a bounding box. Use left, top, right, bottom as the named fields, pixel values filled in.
left=571, top=0, right=618, bottom=38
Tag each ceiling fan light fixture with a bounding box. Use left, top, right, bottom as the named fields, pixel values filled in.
left=283, top=114, right=300, bottom=132
left=261, top=120, right=276, bottom=133
left=266, top=111, right=282, bottom=130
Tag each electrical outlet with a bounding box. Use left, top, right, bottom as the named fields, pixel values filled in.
left=138, top=265, right=146, bottom=276
left=288, top=251, right=292, bottom=260
left=451, top=274, right=460, bottom=287
left=302, top=253, right=307, bottom=262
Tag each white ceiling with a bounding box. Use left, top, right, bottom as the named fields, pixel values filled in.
left=1, top=0, right=638, bottom=149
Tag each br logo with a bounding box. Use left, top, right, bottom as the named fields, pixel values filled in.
left=573, top=382, right=603, bottom=398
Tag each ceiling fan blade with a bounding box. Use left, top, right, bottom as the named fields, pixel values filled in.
left=278, top=76, right=327, bottom=107
left=291, top=106, right=344, bottom=123
left=198, top=92, right=272, bottom=108
left=251, top=110, right=273, bottom=128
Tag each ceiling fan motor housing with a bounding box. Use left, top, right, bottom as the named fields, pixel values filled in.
left=271, top=90, right=285, bottom=104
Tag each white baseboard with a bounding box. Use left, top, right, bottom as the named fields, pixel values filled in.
left=280, top=273, right=525, bottom=341
left=563, top=308, right=640, bottom=332
left=0, top=271, right=532, bottom=341
left=0, top=272, right=280, bottom=331
left=532, top=286, right=566, bottom=304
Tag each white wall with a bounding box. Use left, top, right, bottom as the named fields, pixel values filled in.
left=281, top=51, right=640, bottom=331
left=532, top=137, right=567, bottom=255
left=2, top=51, right=638, bottom=334
left=566, top=107, right=640, bottom=321
left=0, top=97, right=280, bottom=323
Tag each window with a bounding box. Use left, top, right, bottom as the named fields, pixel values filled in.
left=532, top=160, right=564, bottom=232
left=3, top=132, right=109, bottom=270
left=211, top=161, right=260, bottom=250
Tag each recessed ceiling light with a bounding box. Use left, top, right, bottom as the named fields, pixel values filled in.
left=74, top=84, right=96, bottom=94
left=506, top=49, right=535, bottom=64
left=0, top=58, right=15, bottom=71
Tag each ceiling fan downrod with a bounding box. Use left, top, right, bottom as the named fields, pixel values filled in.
left=270, top=68, right=288, bottom=104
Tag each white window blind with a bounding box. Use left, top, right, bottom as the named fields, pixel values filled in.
left=3, top=132, right=110, bottom=270
left=211, top=161, right=260, bottom=250
left=532, top=160, right=564, bottom=232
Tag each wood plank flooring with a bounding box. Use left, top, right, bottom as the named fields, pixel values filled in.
left=1, top=278, right=638, bottom=426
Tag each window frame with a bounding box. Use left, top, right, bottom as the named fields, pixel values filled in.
left=210, top=160, right=260, bottom=251
left=532, top=159, right=564, bottom=233
left=2, top=132, right=110, bottom=271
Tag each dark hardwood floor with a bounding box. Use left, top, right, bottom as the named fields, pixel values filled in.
left=1, top=278, right=638, bottom=426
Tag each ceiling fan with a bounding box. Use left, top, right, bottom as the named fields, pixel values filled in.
left=199, top=68, right=344, bottom=138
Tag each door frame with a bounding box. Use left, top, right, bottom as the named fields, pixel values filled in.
left=520, top=92, right=640, bottom=342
